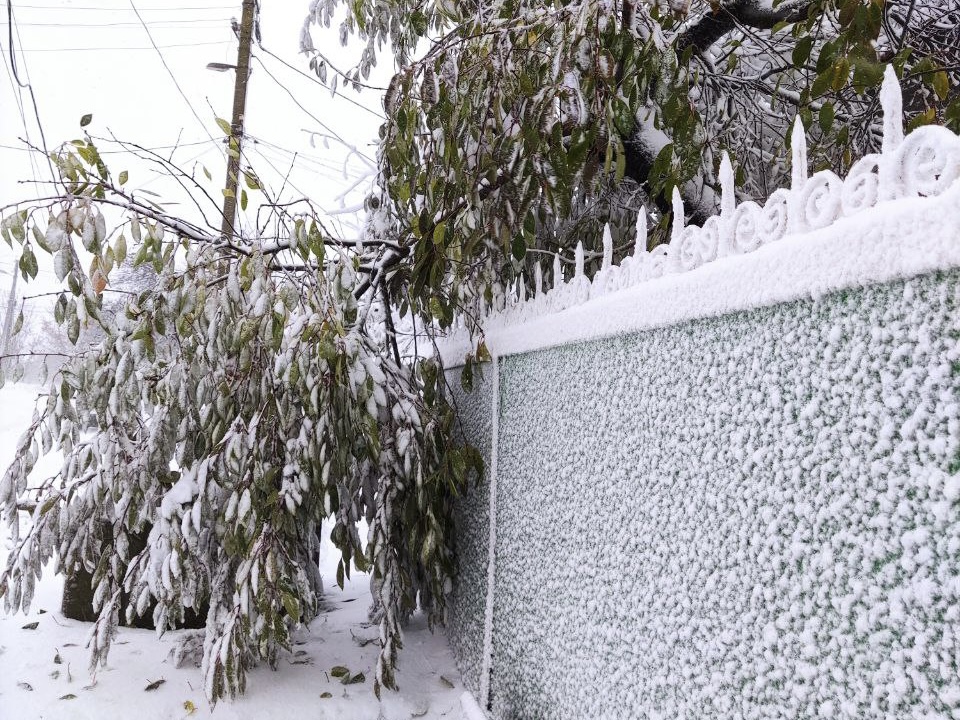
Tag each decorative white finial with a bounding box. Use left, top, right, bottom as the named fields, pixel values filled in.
left=553, top=253, right=563, bottom=286
left=574, top=241, right=584, bottom=278
left=635, top=211, right=647, bottom=256
left=881, top=64, right=904, bottom=154
left=791, top=116, right=807, bottom=190
left=601, top=224, right=613, bottom=271
left=534, top=262, right=543, bottom=296
left=719, top=152, right=735, bottom=218
left=670, top=187, right=685, bottom=245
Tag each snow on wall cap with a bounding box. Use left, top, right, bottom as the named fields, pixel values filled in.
left=449, top=66, right=960, bottom=356
left=882, top=64, right=904, bottom=155
left=601, top=224, right=614, bottom=271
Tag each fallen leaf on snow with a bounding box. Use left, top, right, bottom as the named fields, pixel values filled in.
left=342, top=671, right=365, bottom=685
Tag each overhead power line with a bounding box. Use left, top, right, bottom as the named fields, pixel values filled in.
left=128, top=0, right=223, bottom=154
left=255, top=43, right=385, bottom=120
left=18, top=40, right=232, bottom=51
left=0, top=138, right=215, bottom=154
left=0, top=19, right=231, bottom=27
left=13, top=3, right=236, bottom=9
left=5, top=0, right=53, bottom=181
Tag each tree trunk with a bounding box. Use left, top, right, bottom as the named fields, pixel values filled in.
left=61, top=524, right=207, bottom=629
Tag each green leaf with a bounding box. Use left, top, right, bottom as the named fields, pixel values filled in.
left=832, top=58, right=850, bottom=92
left=67, top=311, right=80, bottom=345
left=792, top=36, right=813, bottom=67
left=818, top=102, right=835, bottom=133
left=12, top=310, right=23, bottom=335
left=614, top=146, right=626, bottom=182
left=281, top=592, right=300, bottom=621
left=811, top=69, right=833, bottom=98
left=115, top=234, right=127, bottom=264
left=19, top=246, right=38, bottom=280
left=410, top=10, right=427, bottom=35
left=475, top=341, right=491, bottom=363
left=933, top=71, right=950, bottom=101
left=79, top=113, right=92, bottom=127
left=118, top=170, right=128, bottom=186
left=240, top=189, right=248, bottom=211
left=511, top=235, right=526, bottom=261
left=216, top=117, right=232, bottom=135
left=432, top=220, right=446, bottom=246
left=330, top=666, right=349, bottom=678
left=54, top=294, right=67, bottom=324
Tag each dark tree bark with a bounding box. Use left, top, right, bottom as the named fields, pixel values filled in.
left=676, top=0, right=813, bottom=55
left=61, top=524, right=207, bottom=629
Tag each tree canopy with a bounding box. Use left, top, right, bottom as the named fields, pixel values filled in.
left=0, top=0, right=958, bottom=704
left=303, top=0, right=959, bottom=327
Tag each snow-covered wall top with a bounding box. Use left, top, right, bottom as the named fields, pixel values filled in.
left=438, top=67, right=960, bottom=365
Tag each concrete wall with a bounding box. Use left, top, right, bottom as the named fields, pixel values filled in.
left=449, top=271, right=960, bottom=719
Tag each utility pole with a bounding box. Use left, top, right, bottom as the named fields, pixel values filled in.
left=220, top=0, right=257, bottom=241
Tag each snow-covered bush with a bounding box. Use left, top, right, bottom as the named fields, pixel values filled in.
left=0, top=169, right=481, bottom=700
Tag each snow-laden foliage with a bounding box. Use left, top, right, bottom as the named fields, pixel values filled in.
left=435, top=68, right=960, bottom=346
left=302, top=0, right=960, bottom=332
left=451, top=270, right=960, bottom=718
left=0, top=140, right=481, bottom=702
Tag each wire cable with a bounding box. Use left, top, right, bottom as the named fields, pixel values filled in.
left=0, top=19, right=232, bottom=27
left=6, top=0, right=54, bottom=180
left=18, top=40, right=233, bottom=51
left=14, top=3, right=236, bottom=9
left=0, top=39, right=38, bottom=182
left=127, top=0, right=224, bottom=157
left=255, top=43, right=384, bottom=120
left=250, top=53, right=376, bottom=165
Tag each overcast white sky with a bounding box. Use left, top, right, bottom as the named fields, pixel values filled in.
left=0, top=0, right=388, bottom=300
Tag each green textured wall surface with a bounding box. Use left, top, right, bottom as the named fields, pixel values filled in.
left=449, top=366, right=494, bottom=695
left=450, top=271, right=960, bottom=719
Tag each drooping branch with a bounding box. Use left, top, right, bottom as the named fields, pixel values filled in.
left=622, top=109, right=717, bottom=226
left=675, top=0, right=813, bottom=55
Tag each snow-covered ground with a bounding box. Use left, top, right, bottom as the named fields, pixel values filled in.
left=0, top=383, right=467, bottom=719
